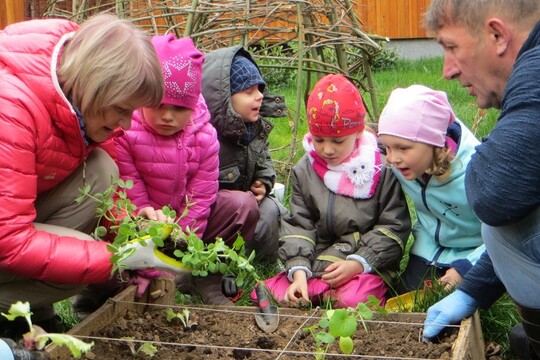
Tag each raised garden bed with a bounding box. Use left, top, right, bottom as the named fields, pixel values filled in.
left=46, top=281, right=485, bottom=360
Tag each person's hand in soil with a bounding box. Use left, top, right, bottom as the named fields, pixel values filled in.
left=439, top=267, right=462, bottom=290
left=250, top=180, right=266, bottom=203
left=321, top=260, right=363, bottom=288
left=137, top=206, right=174, bottom=223
left=284, top=270, right=309, bottom=304
left=423, top=289, right=478, bottom=341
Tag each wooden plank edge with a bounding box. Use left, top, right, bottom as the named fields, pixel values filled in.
left=452, top=310, right=485, bottom=360
left=46, top=296, right=484, bottom=359
left=45, top=285, right=142, bottom=359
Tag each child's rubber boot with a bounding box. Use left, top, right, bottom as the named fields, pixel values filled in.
left=194, top=275, right=234, bottom=306
left=175, top=272, right=195, bottom=294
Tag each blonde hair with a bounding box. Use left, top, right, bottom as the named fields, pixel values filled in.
left=58, top=14, right=164, bottom=120
left=425, top=146, right=454, bottom=182
left=424, top=0, right=540, bottom=35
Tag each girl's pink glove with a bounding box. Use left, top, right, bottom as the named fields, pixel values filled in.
left=130, top=269, right=174, bottom=298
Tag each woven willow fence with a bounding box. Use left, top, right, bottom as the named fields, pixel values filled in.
left=34, top=0, right=387, bottom=182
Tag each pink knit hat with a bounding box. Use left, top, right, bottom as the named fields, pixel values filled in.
left=151, top=34, right=204, bottom=110
left=307, top=74, right=366, bottom=137
left=378, top=85, right=455, bottom=147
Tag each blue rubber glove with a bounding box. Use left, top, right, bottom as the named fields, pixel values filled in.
left=423, top=289, right=478, bottom=341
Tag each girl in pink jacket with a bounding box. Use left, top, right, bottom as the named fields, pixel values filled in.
left=115, top=35, right=219, bottom=238
left=114, top=34, right=245, bottom=306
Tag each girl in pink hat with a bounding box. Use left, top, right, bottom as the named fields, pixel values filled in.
left=102, top=35, right=247, bottom=308
left=252, top=74, right=411, bottom=308
left=378, top=84, right=484, bottom=294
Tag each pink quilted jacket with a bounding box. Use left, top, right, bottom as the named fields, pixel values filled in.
left=0, top=19, right=113, bottom=283
left=114, top=95, right=219, bottom=237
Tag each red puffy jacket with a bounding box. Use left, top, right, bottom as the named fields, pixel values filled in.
left=0, top=19, right=113, bottom=284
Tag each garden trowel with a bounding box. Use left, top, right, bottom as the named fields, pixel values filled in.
left=254, top=284, right=279, bottom=333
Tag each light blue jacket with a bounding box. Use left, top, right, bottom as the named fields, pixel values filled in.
left=393, top=120, right=484, bottom=268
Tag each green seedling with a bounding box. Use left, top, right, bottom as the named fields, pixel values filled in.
left=303, top=296, right=387, bottom=357
left=166, top=308, right=198, bottom=331
left=301, top=324, right=330, bottom=360
left=1, top=301, right=93, bottom=358
left=121, top=337, right=158, bottom=357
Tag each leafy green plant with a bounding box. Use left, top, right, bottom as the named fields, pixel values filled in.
left=77, top=178, right=257, bottom=287
left=302, top=296, right=386, bottom=357
left=166, top=308, right=198, bottom=331
left=121, top=337, right=158, bottom=357
left=370, top=42, right=399, bottom=71
left=1, top=301, right=93, bottom=358
left=250, top=42, right=296, bottom=91
left=302, top=322, right=331, bottom=360
left=174, top=234, right=256, bottom=287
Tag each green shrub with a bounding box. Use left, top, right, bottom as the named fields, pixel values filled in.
left=251, top=43, right=297, bottom=91
left=370, top=42, right=399, bottom=71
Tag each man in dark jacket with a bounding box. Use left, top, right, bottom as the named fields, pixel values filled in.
left=421, top=1, right=540, bottom=359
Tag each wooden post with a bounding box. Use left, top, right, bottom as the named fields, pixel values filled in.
left=0, top=0, right=26, bottom=28
left=146, top=276, right=176, bottom=306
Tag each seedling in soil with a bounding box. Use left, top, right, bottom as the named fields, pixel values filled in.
left=121, top=337, right=158, bottom=357
left=1, top=301, right=93, bottom=358
left=166, top=308, right=198, bottom=331
left=303, top=296, right=386, bottom=356
left=301, top=323, right=330, bottom=360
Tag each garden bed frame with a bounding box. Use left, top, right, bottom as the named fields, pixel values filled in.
left=46, top=279, right=485, bottom=359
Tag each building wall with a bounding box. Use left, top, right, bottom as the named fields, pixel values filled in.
left=1, top=0, right=432, bottom=39
left=1, top=0, right=25, bottom=28
left=355, top=0, right=432, bottom=39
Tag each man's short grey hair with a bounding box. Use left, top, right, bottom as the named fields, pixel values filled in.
left=424, top=0, right=540, bottom=35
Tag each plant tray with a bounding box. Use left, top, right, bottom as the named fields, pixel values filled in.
left=46, top=283, right=484, bottom=360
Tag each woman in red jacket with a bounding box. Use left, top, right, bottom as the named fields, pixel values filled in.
left=0, top=14, right=172, bottom=337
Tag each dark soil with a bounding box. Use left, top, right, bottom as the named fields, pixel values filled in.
left=77, top=307, right=457, bottom=360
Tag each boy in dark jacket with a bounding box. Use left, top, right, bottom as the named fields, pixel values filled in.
left=200, top=46, right=286, bottom=304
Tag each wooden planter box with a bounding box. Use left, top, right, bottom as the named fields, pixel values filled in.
left=46, top=281, right=485, bottom=360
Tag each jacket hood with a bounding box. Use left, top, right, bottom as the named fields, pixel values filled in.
left=202, top=46, right=263, bottom=140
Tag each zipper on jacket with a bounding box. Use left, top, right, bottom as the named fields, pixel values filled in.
left=420, top=178, right=444, bottom=264
left=82, top=158, right=87, bottom=187
left=326, top=192, right=336, bottom=242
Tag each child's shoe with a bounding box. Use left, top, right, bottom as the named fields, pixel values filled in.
left=194, top=275, right=234, bottom=306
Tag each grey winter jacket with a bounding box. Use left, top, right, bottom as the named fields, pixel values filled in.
left=279, top=153, right=411, bottom=283
left=202, top=46, right=285, bottom=194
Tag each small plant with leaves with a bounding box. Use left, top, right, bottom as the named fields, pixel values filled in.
left=173, top=233, right=257, bottom=287
left=121, top=337, right=158, bottom=357
left=1, top=301, right=93, bottom=358
left=303, top=296, right=386, bottom=356
left=301, top=323, right=330, bottom=360
left=166, top=308, right=198, bottom=331
left=77, top=178, right=257, bottom=287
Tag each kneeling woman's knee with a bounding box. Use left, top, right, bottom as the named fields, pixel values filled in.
left=86, top=148, right=118, bottom=193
